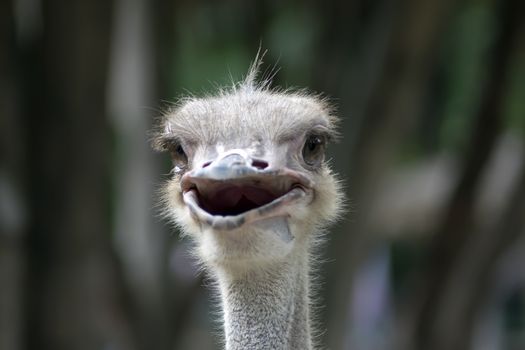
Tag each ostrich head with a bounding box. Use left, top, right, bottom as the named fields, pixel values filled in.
left=153, top=66, right=342, bottom=275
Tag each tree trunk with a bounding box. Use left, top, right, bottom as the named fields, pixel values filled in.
left=410, top=1, right=525, bottom=349
left=0, top=1, right=26, bottom=349
left=319, top=0, right=456, bottom=347
left=21, top=1, right=137, bottom=349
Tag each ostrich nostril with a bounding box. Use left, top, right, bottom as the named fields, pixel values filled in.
left=251, top=160, right=269, bottom=170
left=202, top=161, right=212, bottom=168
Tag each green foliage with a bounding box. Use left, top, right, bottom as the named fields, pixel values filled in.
left=171, top=4, right=253, bottom=94
left=439, top=3, right=495, bottom=152
left=390, top=239, right=428, bottom=301
left=504, top=289, right=525, bottom=331
left=174, top=43, right=251, bottom=93
left=504, top=48, right=525, bottom=137
left=169, top=3, right=321, bottom=95
left=265, top=7, right=319, bottom=87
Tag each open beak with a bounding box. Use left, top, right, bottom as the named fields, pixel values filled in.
left=180, top=151, right=313, bottom=230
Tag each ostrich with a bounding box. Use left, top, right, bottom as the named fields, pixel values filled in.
left=153, top=62, right=343, bottom=350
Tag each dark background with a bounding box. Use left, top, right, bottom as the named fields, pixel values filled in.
left=1, top=0, right=524, bottom=349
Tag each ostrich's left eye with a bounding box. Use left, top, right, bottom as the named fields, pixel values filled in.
left=302, top=134, right=326, bottom=167
left=170, top=143, right=188, bottom=172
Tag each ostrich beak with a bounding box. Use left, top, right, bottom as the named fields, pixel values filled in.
left=180, top=151, right=314, bottom=231
left=190, top=151, right=267, bottom=181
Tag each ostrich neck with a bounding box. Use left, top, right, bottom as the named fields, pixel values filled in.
left=217, top=253, right=312, bottom=350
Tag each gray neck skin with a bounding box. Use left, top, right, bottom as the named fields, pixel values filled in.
left=217, top=256, right=312, bottom=350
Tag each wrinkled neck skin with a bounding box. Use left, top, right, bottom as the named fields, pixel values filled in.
left=215, top=246, right=312, bottom=350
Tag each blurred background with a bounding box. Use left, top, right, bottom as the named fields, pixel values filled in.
left=1, top=0, right=524, bottom=349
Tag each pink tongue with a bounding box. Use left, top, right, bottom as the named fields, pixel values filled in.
left=215, top=187, right=243, bottom=207
left=243, top=186, right=275, bottom=205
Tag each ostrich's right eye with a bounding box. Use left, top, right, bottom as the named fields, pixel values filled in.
left=170, top=144, right=188, bottom=172
left=302, top=134, right=326, bottom=167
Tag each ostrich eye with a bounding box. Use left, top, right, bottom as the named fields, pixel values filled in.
left=302, top=134, right=326, bottom=167
left=170, top=143, right=188, bottom=172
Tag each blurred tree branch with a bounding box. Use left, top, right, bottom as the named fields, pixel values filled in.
left=20, top=1, right=139, bottom=349
left=0, top=1, right=25, bottom=349
left=321, top=0, right=456, bottom=347
left=409, top=0, right=525, bottom=349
